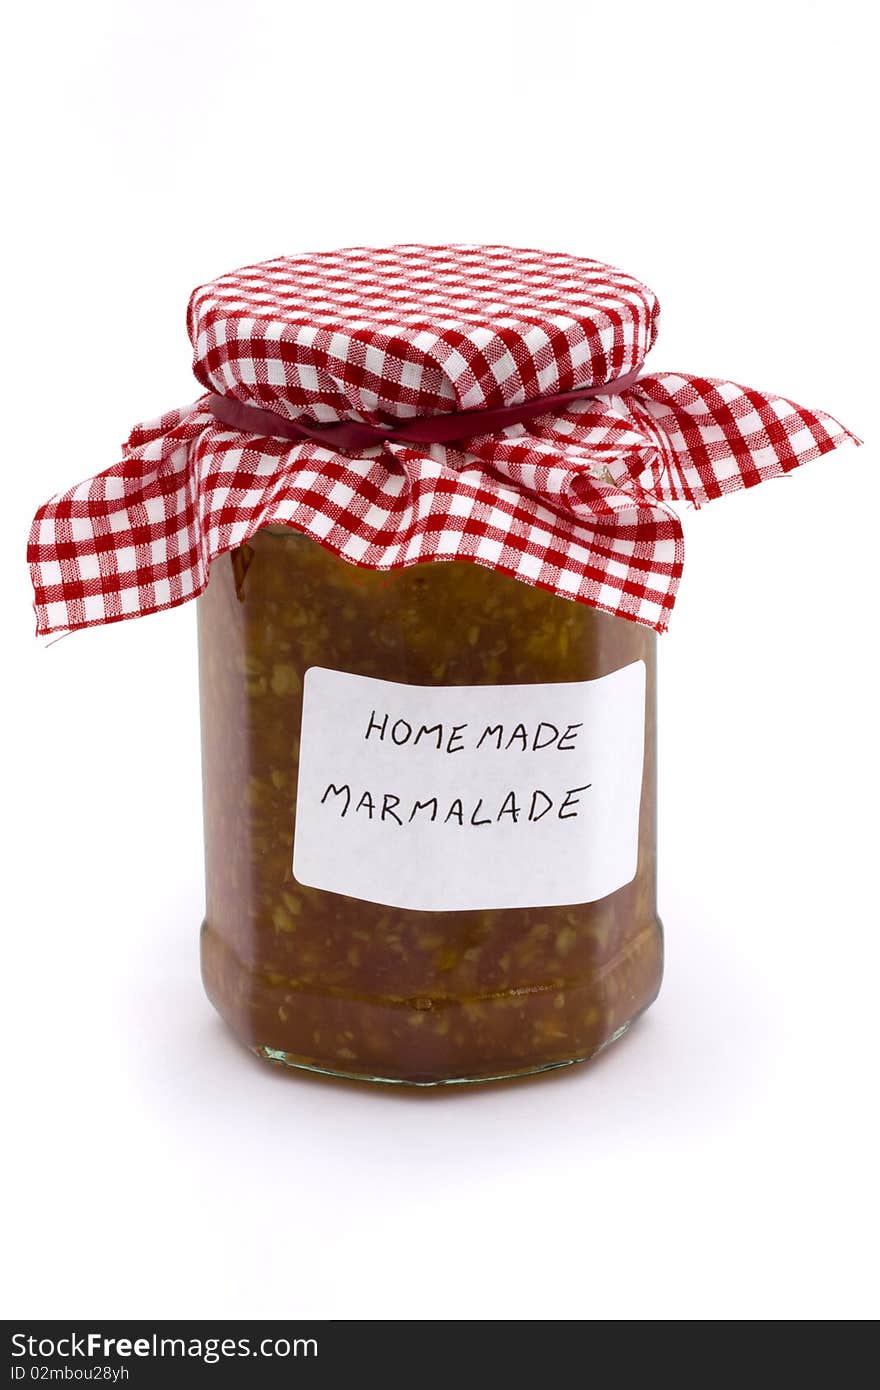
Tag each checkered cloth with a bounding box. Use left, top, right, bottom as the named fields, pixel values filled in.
left=28, top=245, right=859, bottom=635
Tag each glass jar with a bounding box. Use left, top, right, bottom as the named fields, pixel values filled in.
left=197, top=527, right=662, bottom=1085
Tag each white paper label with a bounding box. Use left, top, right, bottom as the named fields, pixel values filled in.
left=292, top=662, right=646, bottom=913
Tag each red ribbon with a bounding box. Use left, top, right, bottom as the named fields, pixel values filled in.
left=208, top=369, right=643, bottom=452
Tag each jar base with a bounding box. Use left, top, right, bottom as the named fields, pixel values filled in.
left=252, top=1018, right=637, bottom=1087
left=203, top=912, right=663, bottom=1088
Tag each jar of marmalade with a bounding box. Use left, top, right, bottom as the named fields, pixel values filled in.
left=28, top=244, right=856, bottom=1088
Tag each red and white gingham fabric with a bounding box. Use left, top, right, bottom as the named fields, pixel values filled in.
left=28, top=244, right=859, bottom=635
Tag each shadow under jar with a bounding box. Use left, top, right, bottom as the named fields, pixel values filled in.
left=198, top=527, right=662, bottom=1085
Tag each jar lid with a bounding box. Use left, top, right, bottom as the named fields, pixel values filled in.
left=29, top=244, right=858, bottom=636
left=186, top=244, right=659, bottom=420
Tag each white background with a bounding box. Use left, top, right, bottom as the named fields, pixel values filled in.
left=2, top=0, right=877, bottom=1322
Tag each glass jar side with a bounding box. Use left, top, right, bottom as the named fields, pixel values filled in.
left=198, top=528, right=663, bottom=1084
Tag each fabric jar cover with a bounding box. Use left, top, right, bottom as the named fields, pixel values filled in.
left=28, top=244, right=859, bottom=635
